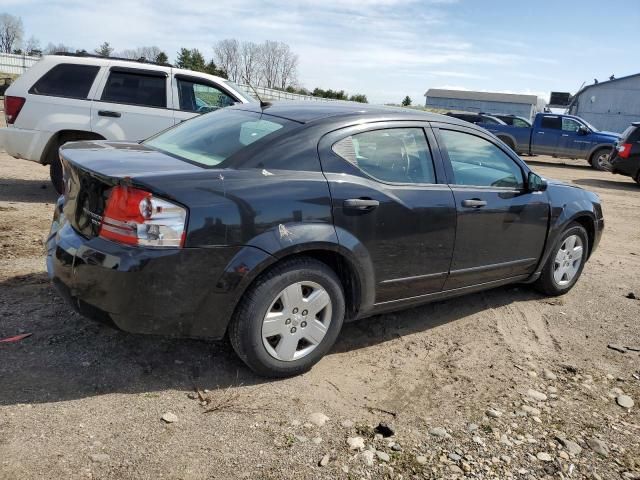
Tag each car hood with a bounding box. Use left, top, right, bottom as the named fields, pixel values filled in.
left=595, top=131, right=620, bottom=140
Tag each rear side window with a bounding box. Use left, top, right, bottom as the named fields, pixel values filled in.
left=540, top=116, right=561, bottom=130
left=332, top=128, right=436, bottom=184
left=621, top=125, right=639, bottom=142
left=29, top=64, right=99, bottom=99
left=101, top=70, right=167, bottom=108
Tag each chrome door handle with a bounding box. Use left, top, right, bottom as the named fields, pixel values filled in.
left=461, top=199, right=487, bottom=208
left=343, top=198, right=379, bottom=210
left=562, top=134, right=569, bottom=137
left=537, top=131, right=545, bottom=134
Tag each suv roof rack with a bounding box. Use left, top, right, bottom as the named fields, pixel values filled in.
left=51, top=51, right=173, bottom=68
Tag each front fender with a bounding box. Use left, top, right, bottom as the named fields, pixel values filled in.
left=533, top=191, right=599, bottom=275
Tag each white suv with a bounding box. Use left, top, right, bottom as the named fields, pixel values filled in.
left=0, top=54, right=255, bottom=192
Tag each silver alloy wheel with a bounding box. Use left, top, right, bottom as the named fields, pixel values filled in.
left=596, top=151, right=611, bottom=169
left=261, top=281, right=332, bottom=362
left=553, top=234, right=584, bottom=286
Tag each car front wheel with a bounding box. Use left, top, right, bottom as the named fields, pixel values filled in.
left=534, top=223, right=589, bottom=296
left=228, top=257, right=345, bottom=377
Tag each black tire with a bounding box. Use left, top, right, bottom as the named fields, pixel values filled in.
left=498, top=137, right=515, bottom=151
left=589, top=148, right=611, bottom=171
left=534, top=223, right=589, bottom=296
left=49, top=155, right=64, bottom=194
left=228, top=257, right=345, bottom=377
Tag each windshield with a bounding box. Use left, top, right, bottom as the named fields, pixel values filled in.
left=223, top=80, right=259, bottom=104
left=145, top=109, right=294, bottom=167
left=579, top=118, right=599, bottom=132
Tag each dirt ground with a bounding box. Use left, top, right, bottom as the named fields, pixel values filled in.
left=0, top=139, right=639, bottom=480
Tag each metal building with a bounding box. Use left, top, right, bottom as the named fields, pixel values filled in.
left=568, top=73, right=640, bottom=133
left=424, top=89, right=545, bottom=121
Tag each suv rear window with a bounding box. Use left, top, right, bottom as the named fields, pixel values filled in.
left=621, top=125, right=640, bottom=142
left=101, top=70, right=167, bottom=108
left=29, top=64, right=99, bottom=99
left=145, top=109, right=294, bottom=167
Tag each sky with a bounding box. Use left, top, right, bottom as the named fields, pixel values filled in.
left=5, top=0, right=640, bottom=104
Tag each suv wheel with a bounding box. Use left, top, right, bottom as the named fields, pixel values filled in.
left=534, top=223, right=588, bottom=296
left=228, top=257, right=345, bottom=377
left=589, top=148, right=611, bottom=171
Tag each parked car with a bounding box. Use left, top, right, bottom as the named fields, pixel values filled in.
left=482, top=113, right=619, bottom=170
left=609, top=121, right=640, bottom=185
left=446, top=111, right=506, bottom=126
left=0, top=53, right=256, bottom=192
left=486, top=113, right=532, bottom=128
left=47, top=103, right=604, bottom=377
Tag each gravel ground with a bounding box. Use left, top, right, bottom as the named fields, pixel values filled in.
left=0, top=139, right=639, bottom=479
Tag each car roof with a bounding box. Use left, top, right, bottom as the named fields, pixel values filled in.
left=231, top=101, right=467, bottom=125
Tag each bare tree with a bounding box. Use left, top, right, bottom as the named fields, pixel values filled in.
left=0, top=13, right=24, bottom=53
left=240, top=41, right=261, bottom=86
left=278, top=44, right=298, bottom=90
left=44, top=42, right=73, bottom=54
left=118, top=46, right=163, bottom=61
left=213, top=39, right=240, bottom=82
left=24, top=35, right=41, bottom=55
left=259, top=40, right=283, bottom=89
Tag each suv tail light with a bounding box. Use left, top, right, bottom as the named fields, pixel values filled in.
left=4, top=96, right=25, bottom=124
left=617, top=143, right=632, bottom=159
left=99, top=186, right=187, bottom=248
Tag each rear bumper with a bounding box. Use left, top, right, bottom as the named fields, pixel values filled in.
left=0, top=126, right=53, bottom=163
left=46, top=204, right=270, bottom=339
left=610, top=156, right=640, bottom=179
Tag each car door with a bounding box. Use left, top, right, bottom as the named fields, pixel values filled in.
left=559, top=117, right=590, bottom=158
left=318, top=123, right=456, bottom=304
left=432, top=124, right=549, bottom=289
left=531, top=115, right=562, bottom=155
left=172, top=74, right=240, bottom=124
left=90, top=66, right=175, bottom=142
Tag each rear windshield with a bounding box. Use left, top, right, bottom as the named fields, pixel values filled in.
left=621, top=125, right=639, bottom=142
left=145, top=109, right=295, bottom=167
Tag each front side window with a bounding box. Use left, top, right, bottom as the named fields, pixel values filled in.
left=332, top=128, right=436, bottom=184
left=439, top=129, right=524, bottom=189
left=177, top=78, right=236, bottom=112
left=540, top=116, right=561, bottom=130
left=101, top=70, right=167, bottom=108
left=562, top=118, right=581, bottom=132
left=29, top=64, right=99, bottom=99
left=145, top=109, right=293, bottom=167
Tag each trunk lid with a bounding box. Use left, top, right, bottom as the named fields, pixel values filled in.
left=60, top=140, right=205, bottom=238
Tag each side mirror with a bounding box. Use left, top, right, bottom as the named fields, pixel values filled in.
left=527, top=172, right=547, bottom=192
left=577, top=125, right=589, bottom=135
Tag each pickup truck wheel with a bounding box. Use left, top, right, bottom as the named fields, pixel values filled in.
left=228, top=257, right=345, bottom=377
left=534, top=223, right=588, bottom=296
left=589, top=148, right=611, bottom=171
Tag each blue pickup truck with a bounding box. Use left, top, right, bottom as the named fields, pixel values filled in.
left=481, top=113, right=619, bottom=170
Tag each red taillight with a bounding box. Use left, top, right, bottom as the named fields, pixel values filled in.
left=4, top=96, right=25, bottom=125
left=99, top=186, right=187, bottom=248
left=617, top=143, right=632, bottom=159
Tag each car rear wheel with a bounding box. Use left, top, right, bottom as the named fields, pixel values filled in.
left=534, top=223, right=589, bottom=296
left=589, top=148, right=611, bottom=171
left=228, top=257, right=345, bottom=377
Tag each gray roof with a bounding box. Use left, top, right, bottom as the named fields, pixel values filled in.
left=569, top=72, right=640, bottom=106
left=424, top=88, right=538, bottom=105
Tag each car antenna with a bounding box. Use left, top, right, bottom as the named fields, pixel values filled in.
left=243, top=76, right=271, bottom=109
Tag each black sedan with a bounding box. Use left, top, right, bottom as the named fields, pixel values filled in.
left=47, top=102, right=604, bottom=377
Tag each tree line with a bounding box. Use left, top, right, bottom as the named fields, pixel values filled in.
left=0, top=12, right=368, bottom=103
